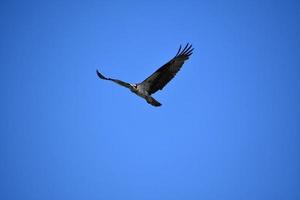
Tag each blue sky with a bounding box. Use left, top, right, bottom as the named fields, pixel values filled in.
left=1, top=0, right=300, bottom=199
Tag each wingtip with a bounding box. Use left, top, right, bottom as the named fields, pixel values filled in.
left=96, top=69, right=107, bottom=80
left=176, top=43, right=193, bottom=57
left=175, top=43, right=194, bottom=57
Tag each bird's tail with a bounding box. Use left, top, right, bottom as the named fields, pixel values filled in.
left=146, top=96, right=162, bottom=107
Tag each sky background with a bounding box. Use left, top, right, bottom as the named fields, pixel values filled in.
left=1, top=0, right=300, bottom=199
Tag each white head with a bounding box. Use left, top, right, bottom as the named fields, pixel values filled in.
left=130, top=83, right=137, bottom=89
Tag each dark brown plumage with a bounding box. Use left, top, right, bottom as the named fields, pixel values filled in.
left=96, top=43, right=193, bottom=107
left=141, top=43, right=193, bottom=95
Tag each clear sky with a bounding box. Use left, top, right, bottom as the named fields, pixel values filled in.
left=1, top=0, right=300, bottom=199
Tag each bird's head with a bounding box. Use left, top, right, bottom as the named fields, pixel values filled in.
left=130, top=84, right=138, bottom=89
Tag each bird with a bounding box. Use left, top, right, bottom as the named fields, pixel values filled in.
left=96, top=43, right=193, bottom=107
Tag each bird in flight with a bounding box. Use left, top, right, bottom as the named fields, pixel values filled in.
left=96, top=43, right=193, bottom=107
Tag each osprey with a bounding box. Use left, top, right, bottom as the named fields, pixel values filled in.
left=96, top=43, right=193, bottom=107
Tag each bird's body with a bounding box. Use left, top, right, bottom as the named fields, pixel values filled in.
left=130, top=84, right=162, bottom=106
left=129, top=84, right=149, bottom=101
left=96, top=43, right=193, bottom=107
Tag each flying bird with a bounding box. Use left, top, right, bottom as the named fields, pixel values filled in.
left=96, top=43, right=193, bottom=107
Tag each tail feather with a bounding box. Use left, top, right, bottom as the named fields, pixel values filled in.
left=146, top=96, right=162, bottom=107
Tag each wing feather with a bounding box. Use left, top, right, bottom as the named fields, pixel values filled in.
left=140, top=43, right=193, bottom=95
left=96, top=70, right=132, bottom=89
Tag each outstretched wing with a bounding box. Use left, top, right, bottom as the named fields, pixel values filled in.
left=96, top=70, right=132, bottom=89
left=140, top=43, right=193, bottom=95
